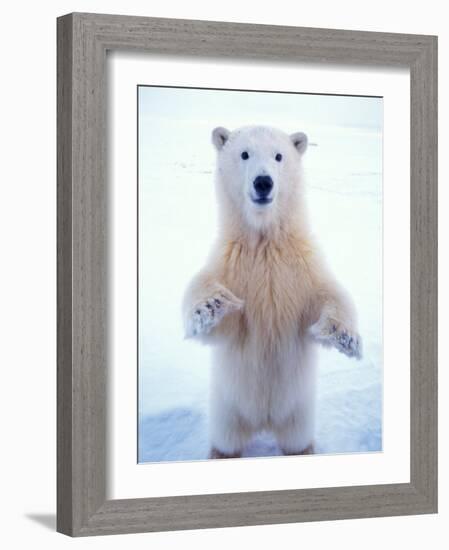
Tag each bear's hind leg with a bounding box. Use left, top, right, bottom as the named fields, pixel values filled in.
left=209, top=447, right=242, bottom=459
left=282, top=443, right=315, bottom=456
left=274, top=408, right=315, bottom=457
left=209, top=398, right=252, bottom=460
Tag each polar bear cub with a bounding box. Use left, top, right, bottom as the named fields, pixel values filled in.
left=183, top=125, right=361, bottom=459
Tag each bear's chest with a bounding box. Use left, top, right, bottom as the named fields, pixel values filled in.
left=221, top=239, right=313, bottom=343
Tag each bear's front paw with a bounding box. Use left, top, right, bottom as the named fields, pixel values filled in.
left=185, top=287, right=244, bottom=338
left=310, top=317, right=362, bottom=359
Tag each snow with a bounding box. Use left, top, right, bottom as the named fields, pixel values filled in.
left=138, top=87, right=383, bottom=463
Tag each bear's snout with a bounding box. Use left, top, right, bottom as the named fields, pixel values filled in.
left=253, top=175, right=273, bottom=201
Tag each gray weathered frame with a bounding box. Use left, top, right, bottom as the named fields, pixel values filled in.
left=57, top=12, right=438, bottom=537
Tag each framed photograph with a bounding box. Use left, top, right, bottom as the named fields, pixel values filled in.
left=57, top=13, right=437, bottom=536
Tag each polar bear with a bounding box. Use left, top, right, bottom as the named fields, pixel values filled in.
left=183, top=125, right=361, bottom=459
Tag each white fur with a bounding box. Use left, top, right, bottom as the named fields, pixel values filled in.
left=183, top=125, right=361, bottom=457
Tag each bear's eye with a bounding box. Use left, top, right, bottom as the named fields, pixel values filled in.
left=275, top=153, right=282, bottom=162
left=241, top=151, right=249, bottom=160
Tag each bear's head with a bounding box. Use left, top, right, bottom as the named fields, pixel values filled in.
left=212, top=125, right=308, bottom=233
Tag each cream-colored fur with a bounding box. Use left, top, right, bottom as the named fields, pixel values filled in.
left=183, top=125, right=361, bottom=457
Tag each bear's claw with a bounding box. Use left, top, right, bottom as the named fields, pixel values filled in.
left=186, top=289, right=243, bottom=338
left=310, top=317, right=362, bottom=359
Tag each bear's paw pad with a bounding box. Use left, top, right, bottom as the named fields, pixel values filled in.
left=186, top=290, right=243, bottom=338
left=310, top=318, right=362, bottom=360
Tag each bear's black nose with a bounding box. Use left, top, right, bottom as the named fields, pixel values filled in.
left=253, top=175, right=273, bottom=197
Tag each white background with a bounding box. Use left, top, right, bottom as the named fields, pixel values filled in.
left=0, top=1, right=444, bottom=549
left=110, top=57, right=407, bottom=497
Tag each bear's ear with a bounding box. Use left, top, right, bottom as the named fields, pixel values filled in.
left=290, top=132, right=308, bottom=155
left=212, top=127, right=231, bottom=150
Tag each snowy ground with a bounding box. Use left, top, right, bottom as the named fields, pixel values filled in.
left=138, top=87, right=383, bottom=463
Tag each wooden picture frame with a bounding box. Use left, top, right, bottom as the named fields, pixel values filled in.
left=57, top=12, right=438, bottom=536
